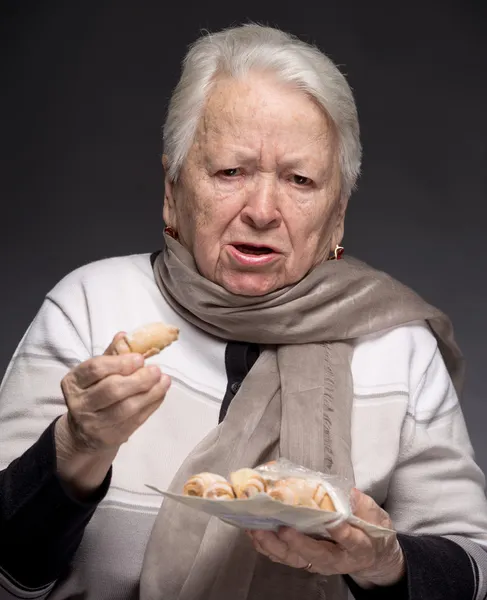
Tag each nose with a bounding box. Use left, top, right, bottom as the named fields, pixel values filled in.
left=240, top=177, right=282, bottom=230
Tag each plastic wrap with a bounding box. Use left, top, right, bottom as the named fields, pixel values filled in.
left=146, top=458, right=394, bottom=539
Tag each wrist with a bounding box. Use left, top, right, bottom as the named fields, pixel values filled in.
left=54, top=415, right=118, bottom=499
left=351, top=544, right=406, bottom=588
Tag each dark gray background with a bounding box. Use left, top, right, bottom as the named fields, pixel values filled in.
left=1, top=2, right=486, bottom=468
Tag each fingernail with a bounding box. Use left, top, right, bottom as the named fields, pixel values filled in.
left=149, top=365, right=161, bottom=376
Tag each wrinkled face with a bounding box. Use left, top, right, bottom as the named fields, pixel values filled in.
left=164, top=72, right=347, bottom=296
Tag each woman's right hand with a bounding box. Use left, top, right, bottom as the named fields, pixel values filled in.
left=54, top=332, right=171, bottom=496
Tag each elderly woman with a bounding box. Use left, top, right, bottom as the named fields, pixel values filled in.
left=0, top=23, right=486, bottom=600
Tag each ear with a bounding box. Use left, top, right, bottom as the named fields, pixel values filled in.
left=330, top=195, right=349, bottom=250
left=162, top=154, right=177, bottom=229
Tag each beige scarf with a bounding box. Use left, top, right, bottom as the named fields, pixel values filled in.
left=139, top=235, right=463, bottom=600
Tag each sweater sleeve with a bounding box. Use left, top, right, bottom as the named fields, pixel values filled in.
left=380, top=335, right=487, bottom=599
left=0, top=418, right=111, bottom=597
left=346, top=533, right=476, bottom=599
left=0, top=295, right=106, bottom=597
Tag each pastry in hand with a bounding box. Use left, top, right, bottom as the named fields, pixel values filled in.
left=230, top=468, right=266, bottom=498
left=116, top=322, right=179, bottom=358
left=183, top=472, right=235, bottom=500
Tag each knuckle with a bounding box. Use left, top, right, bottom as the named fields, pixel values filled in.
left=84, top=358, right=105, bottom=381
left=103, top=377, right=127, bottom=403
left=61, top=375, right=81, bottom=409
left=379, top=510, right=393, bottom=529
left=123, top=396, right=142, bottom=418
left=114, top=338, right=131, bottom=356
left=134, top=405, right=157, bottom=429
left=136, top=368, right=159, bottom=392
left=149, top=381, right=168, bottom=402
left=60, top=374, right=71, bottom=396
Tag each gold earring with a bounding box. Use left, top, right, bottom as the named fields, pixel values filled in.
left=329, top=244, right=344, bottom=260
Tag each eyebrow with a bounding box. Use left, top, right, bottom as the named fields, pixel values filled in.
left=207, top=147, right=323, bottom=171
left=213, top=146, right=258, bottom=163
left=279, top=156, right=320, bottom=171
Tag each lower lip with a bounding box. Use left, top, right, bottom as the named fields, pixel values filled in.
left=227, top=245, right=280, bottom=266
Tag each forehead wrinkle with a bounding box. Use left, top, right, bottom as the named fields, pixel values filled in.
left=198, top=112, right=331, bottom=158
left=191, top=75, right=338, bottom=173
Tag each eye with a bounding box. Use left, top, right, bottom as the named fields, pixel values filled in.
left=218, top=168, right=241, bottom=177
left=292, top=174, right=312, bottom=186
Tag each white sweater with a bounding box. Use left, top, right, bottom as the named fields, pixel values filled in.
left=1, top=253, right=487, bottom=599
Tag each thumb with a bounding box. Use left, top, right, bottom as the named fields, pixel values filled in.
left=350, top=487, right=387, bottom=526
left=350, top=487, right=370, bottom=515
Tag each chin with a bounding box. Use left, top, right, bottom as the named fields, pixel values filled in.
left=219, top=274, right=281, bottom=297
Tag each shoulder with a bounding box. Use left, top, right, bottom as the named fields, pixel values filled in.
left=41, top=253, right=169, bottom=354
left=351, top=320, right=440, bottom=399
left=47, top=253, right=155, bottom=300
left=44, top=253, right=160, bottom=317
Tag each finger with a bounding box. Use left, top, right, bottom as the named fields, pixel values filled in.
left=104, top=332, right=131, bottom=356
left=279, top=527, right=339, bottom=563
left=109, top=389, right=168, bottom=444
left=326, top=522, right=371, bottom=555
left=351, top=488, right=380, bottom=519
left=130, top=398, right=163, bottom=429
left=278, top=527, right=323, bottom=551
left=253, top=530, right=296, bottom=564
left=87, top=365, right=163, bottom=410
left=96, top=373, right=170, bottom=426
left=351, top=488, right=393, bottom=530
left=72, top=353, right=144, bottom=389
left=123, top=375, right=171, bottom=429
left=252, top=537, right=270, bottom=557
left=350, top=487, right=360, bottom=512
left=65, top=375, right=171, bottom=450
left=249, top=535, right=284, bottom=566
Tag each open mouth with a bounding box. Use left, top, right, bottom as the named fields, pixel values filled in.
left=233, top=244, right=274, bottom=255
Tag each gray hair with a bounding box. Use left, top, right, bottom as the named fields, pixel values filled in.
left=163, top=24, right=362, bottom=198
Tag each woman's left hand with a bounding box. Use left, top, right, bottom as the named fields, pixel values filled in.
left=247, top=488, right=405, bottom=588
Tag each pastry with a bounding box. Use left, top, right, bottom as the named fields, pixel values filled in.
left=118, top=322, right=179, bottom=358
left=267, top=482, right=299, bottom=505
left=182, top=469, right=336, bottom=511
left=183, top=472, right=235, bottom=500
left=312, top=483, right=336, bottom=511
left=267, top=477, right=336, bottom=511
left=230, top=468, right=266, bottom=498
